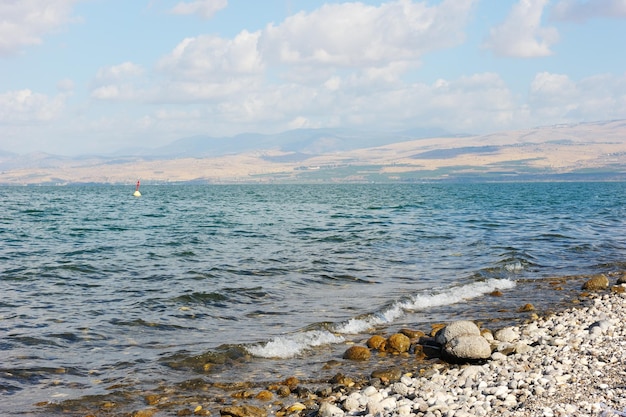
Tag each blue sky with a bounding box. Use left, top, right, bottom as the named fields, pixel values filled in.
left=1, top=0, right=625, bottom=155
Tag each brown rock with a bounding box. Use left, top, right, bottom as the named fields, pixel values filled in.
left=276, top=386, right=291, bottom=397
left=371, top=368, right=402, bottom=384
left=518, top=303, right=535, bottom=312
left=132, top=409, right=157, bottom=417
left=430, top=323, right=446, bottom=337
left=399, top=328, right=426, bottom=339
left=144, top=394, right=162, bottom=406
left=255, top=390, right=273, bottom=401
left=366, top=335, right=387, bottom=350
left=282, top=376, right=299, bottom=389
left=612, top=285, right=626, bottom=294
left=489, top=290, right=503, bottom=297
left=582, top=274, right=609, bottom=291
left=220, top=405, right=267, bottom=417
left=617, top=272, right=626, bottom=285
left=329, top=372, right=354, bottom=386
left=386, top=333, right=411, bottom=353
left=342, top=346, right=371, bottom=361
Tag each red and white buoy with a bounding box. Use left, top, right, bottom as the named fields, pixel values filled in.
left=133, top=180, right=141, bottom=197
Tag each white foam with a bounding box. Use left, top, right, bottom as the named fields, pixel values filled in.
left=245, top=278, right=515, bottom=358
left=245, top=330, right=345, bottom=359
left=334, top=278, right=515, bottom=334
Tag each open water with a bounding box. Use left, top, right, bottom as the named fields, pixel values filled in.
left=1, top=182, right=626, bottom=415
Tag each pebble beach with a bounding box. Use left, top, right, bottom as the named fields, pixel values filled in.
left=316, top=290, right=626, bottom=417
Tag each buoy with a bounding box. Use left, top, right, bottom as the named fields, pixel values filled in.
left=133, top=180, right=141, bottom=197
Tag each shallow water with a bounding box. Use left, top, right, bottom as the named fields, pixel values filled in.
left=1, top=182, right=625, bottom=414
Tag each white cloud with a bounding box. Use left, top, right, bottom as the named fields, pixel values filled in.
left=259, top=0, right=476, bottom=68
left=158, top=31, right=264, bottom=80
left=152, top=0, right=475, bottom=104
left=484, top=0, right=559, bottom=58
left=170, top=0, right=227, bottom=19
left=0, top=89, right=65, bottom=123
left=528, top=71, right=626, bottom=123
left=0, top=0, right=81, bottom=56
left=552, top=0, right=626, bottom=21
left=90, top=62, right=146, bottom=100
left=95, top=62, right=144, bottom=82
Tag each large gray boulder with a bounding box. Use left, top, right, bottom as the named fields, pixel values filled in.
left=435, top=320, right=481, bottom=345
left=443, top=334, right=492, bottom=361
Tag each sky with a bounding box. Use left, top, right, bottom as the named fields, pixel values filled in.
left=1, top=0, right=625, bottom=156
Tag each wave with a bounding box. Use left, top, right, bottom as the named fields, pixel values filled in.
left=245, top=278, right=515, bottom=359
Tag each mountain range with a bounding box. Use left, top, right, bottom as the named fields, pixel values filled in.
left=1, top=120, right=625, bottom=185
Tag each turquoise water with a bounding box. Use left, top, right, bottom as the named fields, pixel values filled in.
left=1, top=182, right=625, bottom=414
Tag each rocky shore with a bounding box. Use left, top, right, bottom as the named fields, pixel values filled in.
left=314, top=291, right=626, bottom=417
left=227, top=279, right=626, bottom=417
left=46, top=275, right=626, bottom=417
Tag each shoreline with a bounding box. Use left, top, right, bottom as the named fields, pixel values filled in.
left=37, top=275, right=626, bottom=417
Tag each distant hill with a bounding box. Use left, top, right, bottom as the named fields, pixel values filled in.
left=0, top=121, right=625, bottom=184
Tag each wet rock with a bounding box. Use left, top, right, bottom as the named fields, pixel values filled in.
left=366, top=335, right=386, bottom=350
left=255, top=390, right=273, bottom=401
left=342, top=346, right=371, bottom=361
left=370, top=368, right=402, bottom=383
left=386, top=333, right=411, bottom=353
left=444, top=334, right=492, bottom=362
left=286, top=402, right=306, bottom=413
left=430, top=323, right=446, bottom=337
left=132, top=409, right=157, bottom=417
left=582, top=274, right=609, bottom=291
left=220, top=405, right=267, bottom=417
left=399, top=328, right=425, bottom=339
left=282, top=376, right=299, bottom=389
left=519, top=303, right=536, bottom=312
left=617, top=272, right=626, bottom=285
left=435, top=320, right=481, bottom=345
left=329, top=373, right=354, bottom=386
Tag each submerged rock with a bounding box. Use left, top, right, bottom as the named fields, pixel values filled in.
left=582, top=274, right=609, bottom=291
left=220, top=405, right=267, bottom=417
left=342, top=346, right=371, bottom=361
left=386, top=333, right=411, bottom=353
left=366, top=335, right=386, bottom=350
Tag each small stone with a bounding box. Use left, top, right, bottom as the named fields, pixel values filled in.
left=400, top=328, right=426, bottom=339
left=342, top=346, right=371, bottom=361
left=319, top=401, right=345, bottom=417
left=371, top=368, right=402, bottom=383
left=582, top=274, right=609, bottom=291
left=255, top=390, right=273, bottom=401
left=494, top=327, right=519, bottom=343
left=220, top=405, right=267, bottom=417
left=366, top=335, right=387, bottom=350
left=519, top=303, right=535, bottom=312
left=286, top=403, right=306, bottom=413
left=133, top=409, right=157, bottom=417
left=386, top=333, right=411, bottom=353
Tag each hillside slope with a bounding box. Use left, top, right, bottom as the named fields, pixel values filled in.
left=1, top=120, right=625, bottom=184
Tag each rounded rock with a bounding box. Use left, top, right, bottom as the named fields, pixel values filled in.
left=386, top=333, right=411, bottom=353
left=435, top=321, right=481, bottom=345
left=342, top=346, right=371, bottom=361
left=444, top=334, right=492, bottom=362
